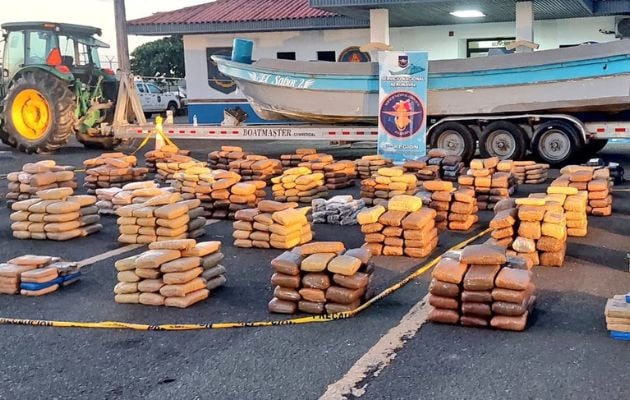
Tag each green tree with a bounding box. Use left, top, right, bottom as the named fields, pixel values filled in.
left=130, top=36, right=184, bottom=78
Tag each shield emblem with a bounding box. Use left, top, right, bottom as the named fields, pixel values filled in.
left=398, top=55, right=409, bottom=68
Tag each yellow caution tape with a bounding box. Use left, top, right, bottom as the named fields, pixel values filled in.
left=0, top=227, right=491, bottom=331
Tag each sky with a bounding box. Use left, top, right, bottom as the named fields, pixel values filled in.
left=0, top=0, right=211, bottom=67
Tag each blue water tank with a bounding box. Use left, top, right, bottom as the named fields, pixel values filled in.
left=232, top=39, right=254, bottom=64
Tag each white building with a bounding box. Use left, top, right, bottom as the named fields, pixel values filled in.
left=128, top=0, right=630, bottom=123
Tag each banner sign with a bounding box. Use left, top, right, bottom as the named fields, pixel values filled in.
left=377, top=51, right=428, bottom=163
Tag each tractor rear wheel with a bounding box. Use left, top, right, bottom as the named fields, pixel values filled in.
left=0, top=71, right=75, bottom=153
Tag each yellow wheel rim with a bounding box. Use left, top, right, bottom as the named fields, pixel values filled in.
left=11, top=89, right=51, bottom=140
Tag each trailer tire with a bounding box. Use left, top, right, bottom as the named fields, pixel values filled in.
left=479, top=121, right=527, bottom=160
left=429, top=122, right=475, bottom=163
left=532, top=120, right=581, bottom=166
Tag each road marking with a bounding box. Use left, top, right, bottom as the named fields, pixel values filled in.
left=77, top=219, right=221, bottom=267
left=320, top=294, right=431, bottom=400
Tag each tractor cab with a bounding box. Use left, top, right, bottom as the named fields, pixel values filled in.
left=1, top=22, right=113, bottom=83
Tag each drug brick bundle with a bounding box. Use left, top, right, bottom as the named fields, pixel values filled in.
left=422, top=181, right=479, bottom=231
left=546, top=185, right=588, bottom=237
left=229, top=155, right=283, bottom=182
left=114, top=240, right=225, bottom=308
left=5, top=160, right=76, bottom=205
left=271, top=167, right=328, bottom=203
left=355, top=155, right=394, bottom=179
left=505, top=161, right=550, bottom=184
left=268, top=242, right=373, bottom=315
left=208, top=146, right=250, bottom=170
left=155, top=155, right=206, bottom=185
left=324, top=160, right=357, bottom=190
left=490, top=197, right=568, bottom=268
left=408, top=150, right=465, bottom=182
left=0, top=255, right=80, bottom=296
left=116, top=197, right=206, bottom=244
left=10, top=188, right=102, bottom=241
left=233, top=201, right=313, bottom=249
left=312, top=196, right=366, bottom=225
left=357, top=195, right=438, bottom=258
left=360, top=167, right=417, bottom=206
left=605, top=294, right=630, bottom=340
left=279, top=148, right=317, bottom=169
left=95, top=181, right=166, bottom=215
left=145, top=145, right=191, bottom=173
left=555, top=165, right=612, bottom=217
left=428, top=244, right=536, bottom=331
left=83, top=153, right=148, bottom=194
left=458, top=158, right=517, bottom=211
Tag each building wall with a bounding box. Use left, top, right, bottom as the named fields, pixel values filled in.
left=185, top=16, right=617, bottom=123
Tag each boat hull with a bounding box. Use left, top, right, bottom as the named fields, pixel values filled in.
left=213, top=40, right=630, bottom=124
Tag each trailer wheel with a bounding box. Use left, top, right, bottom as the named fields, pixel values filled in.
left=429, top=122, right=475, bottom=162
left=479, top=121, right=527, bottom=160
left=532, top=120, right=580, bottom=166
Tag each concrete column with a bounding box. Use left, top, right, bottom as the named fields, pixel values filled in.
left=370, top=8, right=390, bottom=45
left=515, top=1, right=534, bottom=53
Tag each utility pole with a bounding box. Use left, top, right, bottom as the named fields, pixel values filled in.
left=114, top=0, right=131, bottom=72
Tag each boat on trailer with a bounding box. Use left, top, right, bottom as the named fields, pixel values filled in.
left=213, top=40, right=630, bottom=124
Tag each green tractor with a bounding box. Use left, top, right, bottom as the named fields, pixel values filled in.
left=0, top=22, right=120, bottom=153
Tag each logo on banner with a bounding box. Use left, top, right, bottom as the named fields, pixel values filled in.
left=398, top=55, right=409, bottom=68
left=380, top=92, right=425, bottom=139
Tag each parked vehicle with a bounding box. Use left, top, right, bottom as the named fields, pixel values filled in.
left=0, top=22, right=120, bottom=152
left=135, top=79, right=181, bottom=117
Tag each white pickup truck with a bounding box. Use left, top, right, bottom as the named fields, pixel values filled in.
left=135, top=81, right=181, bottom=117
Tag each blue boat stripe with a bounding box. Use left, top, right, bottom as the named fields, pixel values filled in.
left=215, top=54, right=630, bottom=92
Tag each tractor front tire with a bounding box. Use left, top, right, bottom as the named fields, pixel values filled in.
left=1, top=71, right=75, bottom=153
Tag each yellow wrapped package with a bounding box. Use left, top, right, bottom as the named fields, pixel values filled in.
left=388, top=195, right=422, bottom=212
left=564, top=195, right=587, bottom=212
left=391, top=175, right=417, bottom=184
left=378, top=167, right=403, bottom=177
left=285, top=167, right=311, bottom=176
left=547, top=186, right=578, bottom=195
left=375, top=176, right=392, bottom=185
left=357, top=205, right=386, bottom=225
left=515, top=198, right=546, bottom=206
left=388, top=182, right=408, bottom=192
left=272, top=209, right=307, bottom=226
left=470, top=159, right=484, bottom=169
left=567, top=227, right=587, bottom=237
left=541, top=222, right=566, bottom=240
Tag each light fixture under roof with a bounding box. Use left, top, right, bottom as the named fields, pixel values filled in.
left=450, top=10, right=486, bottom=18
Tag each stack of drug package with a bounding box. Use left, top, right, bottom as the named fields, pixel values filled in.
left=229, top=155, right=282, bottom=183
left=208, top=146, right=249, bottom=170
left=271, top=167, right=328, bottom=203
left=95, top=181, right=165, bottom=215
left=233, top=201, right=313, bottom=249
left=268, top=242, right=373, bottom=315
left=312, top=196, right=366, bottom=226
left=428, top=244, right=536, bottom=331
left=458, top=157, right=517, bottom=211
left=173, top=168, right=266, bottom=220
left=421, top=181, right=478, bottom=231
left=145, top=144, right=191, bottom=173
left=114, top=240, right=225, bottom=307
left=355, top=155, right=394, bottom=180
left=420, top=150, right=466, bottom=182
left=324, top=161, right=357, bottom=190
left=489, top=197, right=568, bottom=268
left=360, top=167, right=417, bottom=206
left=298, top=153, right=334, bottom=173
left=155, top=154, right=206, bottom=185
left=83, top=153, right=148, bottom=194
left=357, top=195, right=438, bottom=258
left=10, top=188, right=102, bottom=240
left=0, top=255, right=80, bottom=296
left=546, top=185, right=588, bottom=237
left=116, top=196, right=206, bottom=244
left=279, top=148, right=316, bottom=169
left=605, top=292, right=630, bottom=341
left=509, top=161, right=550, bottom=184
left=5, top=161, right=76, bottom=206
left=555, top=165, right=612, bottom=217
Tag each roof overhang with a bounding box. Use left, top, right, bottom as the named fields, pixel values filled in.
left=310, top=0, right=630, bottom=27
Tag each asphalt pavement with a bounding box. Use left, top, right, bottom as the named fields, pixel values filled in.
left=0, top=139, right=629, bottom=399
